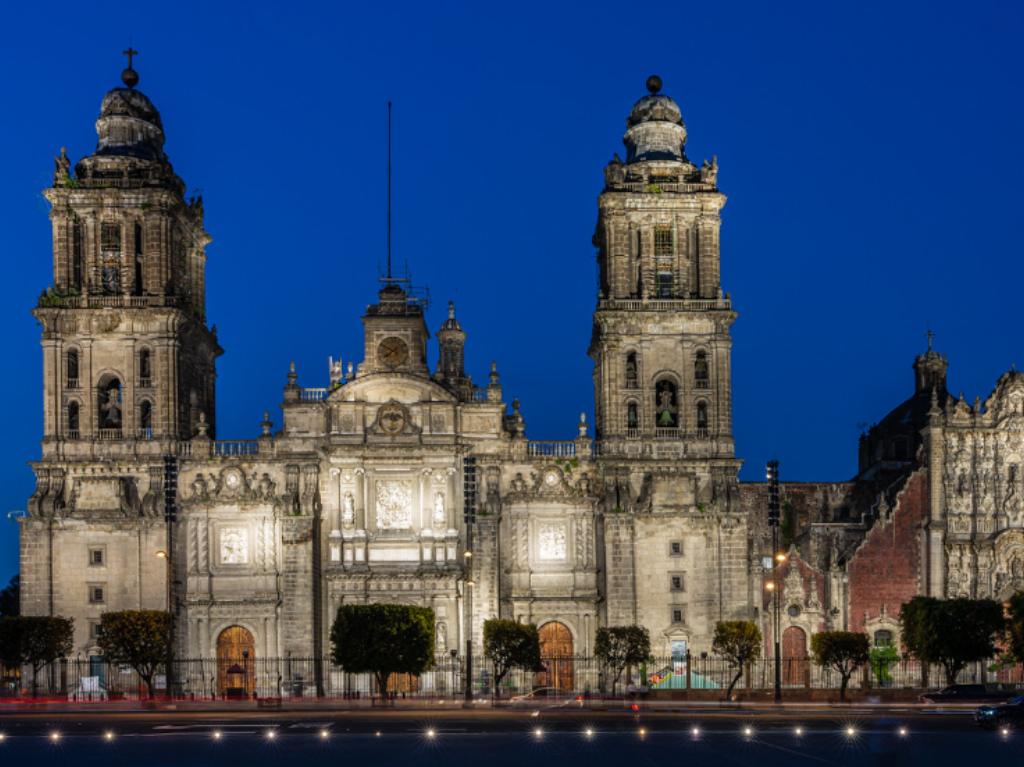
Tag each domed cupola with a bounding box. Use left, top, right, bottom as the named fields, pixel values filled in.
left=623, top=75, right=689, bottom=164
left=73, top=53, right=183, bottom=193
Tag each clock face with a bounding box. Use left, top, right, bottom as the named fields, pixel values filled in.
left=378, top=337, right=409, bottom=368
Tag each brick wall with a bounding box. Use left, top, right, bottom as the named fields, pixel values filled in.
left=846, top=469, right=928, bottom=634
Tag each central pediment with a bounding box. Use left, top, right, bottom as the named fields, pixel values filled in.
left=331, top=372, right=457, bottom=405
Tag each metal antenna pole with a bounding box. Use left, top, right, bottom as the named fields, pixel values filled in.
left=387, top=100, right=392, bottom=281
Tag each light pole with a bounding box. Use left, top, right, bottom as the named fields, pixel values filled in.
left=766, top=459, right=782, bottom=704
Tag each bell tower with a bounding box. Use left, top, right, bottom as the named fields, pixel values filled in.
left=590, top=75, right=736, bottom=459
left=34, top=53, right=221, bottom=448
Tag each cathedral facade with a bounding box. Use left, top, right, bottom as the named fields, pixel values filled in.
left=21, top=68, right=751, bottom=670
left=23, top=63, right=1020, bottom=683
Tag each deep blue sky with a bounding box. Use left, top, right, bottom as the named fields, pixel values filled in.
left=1, top=1, right=1023, bottom=582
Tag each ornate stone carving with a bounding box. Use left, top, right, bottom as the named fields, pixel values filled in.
left=219, top=527, right=248, bottom=565
left=537, top=523, right=567, bottom=561
left=375, top=479, right=412, bottom=530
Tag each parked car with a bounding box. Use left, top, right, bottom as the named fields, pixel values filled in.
left=920, top=684, right=1021, bottom=703
left=975, top=695, right=1024, bottom=729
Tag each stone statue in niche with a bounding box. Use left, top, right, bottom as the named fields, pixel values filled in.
left=655, top=380, right=678, bottom=428
left=1003, top=465, right=1019, bottom=512
left=342, top=492, right=355, bottom=526
left=100, top=384, right=122, bottom=428
left=190, top=474, right=209, bottom=500
left=258, top=473, right=276, bottom=499
left=436, top=622, right=448, bottom=652
left=433, top=491, right=445, bottom=527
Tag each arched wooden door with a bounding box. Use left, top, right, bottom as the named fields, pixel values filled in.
left=216, top=626, right=255, bottom=698
left=781, top=626, right=808, bottom=687
left=536, top=621, right=574, bottom=693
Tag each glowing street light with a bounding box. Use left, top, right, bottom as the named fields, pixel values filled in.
left=320, top=729, right=330, bottom=740
left=212, top=730, right=222, bottom=741
left=49, top=732, right=61, bottom=743
left=690, top=726, right=701, bottom=737
left=898, top=727, right=908, bottom=737
left=794, top=727, right=803, bottom=736
left=425, top=728, right=436, bottom=739
left=743, top=726, right=754, bottom=738
left=265, top=730, right=277, bottom=741
left=104, top=731, right=115, bottom=742
left=845, top=727, right=857, bottom=738
left=534, top=728, right=543, bottom=739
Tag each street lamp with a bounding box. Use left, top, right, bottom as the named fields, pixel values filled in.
left=766, top=459, right=782, bottom=704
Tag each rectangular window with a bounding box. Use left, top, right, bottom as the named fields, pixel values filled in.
left=671, top=608, right=684, bottom=625
left=88, top=547, right=105, bottom=567
left=88, top=584, right=105, bottom=604
left=89, top=621, right=100, bottom=640
left=670, top=573, right=685, bottom=592
left=669, top=541, right=683, bottom=557
left=656, top=272, right=674, bottom=297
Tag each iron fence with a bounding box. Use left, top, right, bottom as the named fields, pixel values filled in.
left=2, top=654, right=1022, bottom=701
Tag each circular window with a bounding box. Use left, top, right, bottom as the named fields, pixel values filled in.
left=787, top=604, right=801, bottom=618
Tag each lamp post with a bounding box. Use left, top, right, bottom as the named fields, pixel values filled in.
left=766, top=459, right=782, bottom=703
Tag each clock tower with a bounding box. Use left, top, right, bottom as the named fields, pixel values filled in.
left=358, top=281, right=430, bottom=377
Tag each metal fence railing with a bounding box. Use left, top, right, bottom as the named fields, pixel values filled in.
left=2, top=654, right=1022, bottom=701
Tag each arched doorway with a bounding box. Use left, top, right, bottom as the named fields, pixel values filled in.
left=536, top=621, right=574, bottom=693
left=216, top=626, right=255, bottom=698
left=781, top=626, right=808, bottom=687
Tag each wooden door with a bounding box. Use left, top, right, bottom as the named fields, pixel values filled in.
left=216, top=626, right=255, bottom=697
left=536, top=621, right=574, bottom=693
left=782, top=626, right=808, bottom=687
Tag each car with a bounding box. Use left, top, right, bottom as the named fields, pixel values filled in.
left=919, top=684, right=1020, bottom=703
left=975, top=695, right=1024, bottom=730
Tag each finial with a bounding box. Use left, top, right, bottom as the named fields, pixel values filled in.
left=121, top=46, right=140, bottom=89
left=645, top=74, right=662, bottom=95
left=489, top=361, right=500, bottom=386
left=261, top=411, right=273, bottom=437
left=926, top=328, right=934, bottom=352
left=448, top=300, right=456, bottom=320
left=287, top=360, right=298, bottom=387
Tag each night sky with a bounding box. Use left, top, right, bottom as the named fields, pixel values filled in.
left=1, top=1, right=1022, bottom=583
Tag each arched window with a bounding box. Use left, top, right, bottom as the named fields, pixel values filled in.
left=694, top=350, right=709, bottom=389
left=97, top=375, right=122, bottom=432
left=626, top=401, right=639, bottom=430
left=625, top=352, right=638, bottom=389
left=66, top=349, right=79, bottom=388
left=139, top=400, right=153, bottom=438
left=138, top=349, right=152, bottom=387
left=696, top=401, right=709, bottom=434
left=655, top=379, right=678, bottom=428
left=874, top=630, right=893, bottom=647
left=67, top=401, right=80, bottom=438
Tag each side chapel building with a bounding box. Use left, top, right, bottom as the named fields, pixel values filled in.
left=20, top=62, right=1024, bottom=683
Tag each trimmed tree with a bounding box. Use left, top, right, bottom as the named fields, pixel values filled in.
left=900, top=596, right=1005, bottom=685
left=330, top=604, right=434, bottom=700
left=868, top=644, right=900, bottom=687
left=1008, top=591, right=1024, bottom=662
left=96, top=610, right=170, bottom=699
left=482, top=619, right=541, bottom=699
left=712, top=620, right=762, bottom=701
left=811, top=631, right=870, bottom=702
left=594, top=625, right=651, bottom=695
left=0, top=615, right=74, bottom=696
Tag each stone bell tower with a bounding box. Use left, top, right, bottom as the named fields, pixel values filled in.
left=590, top=75, right=736, bottom=458
left=33, top=53, right=221, bottom=449
left=593, top=77, right=748, bottom=651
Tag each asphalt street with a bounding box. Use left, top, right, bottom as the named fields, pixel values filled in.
left=0, top=706, right=1013, bottom=765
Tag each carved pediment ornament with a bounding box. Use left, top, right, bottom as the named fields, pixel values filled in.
left=370, top=400, right=420, bottom=436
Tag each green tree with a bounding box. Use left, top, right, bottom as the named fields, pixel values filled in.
left=868, top=645, right=900, bottom=686
left=482, top=619, right=541, bottom=699
left=96, top=610, right=170, bottom=699
left=594, top=625, right=651, bottom=695
left=0, top=575, right=19, bottom=617
left=712, top=620, right=762, bottom=701
left=1008, top=591, right=1024, bottom=662
left=0, top=615, right=74, bottom=696
left=811, top=631, right=870, bottom=702
left=330, top=604, right=434, bottom=700
left=900, top=596, right=1005, bottom=685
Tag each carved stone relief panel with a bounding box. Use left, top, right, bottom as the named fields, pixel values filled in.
left=219, top=527, right=249, bottom=565
left=375, top=479, right=413, bottom=530
left=537, top=523, right=567, bottom=562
